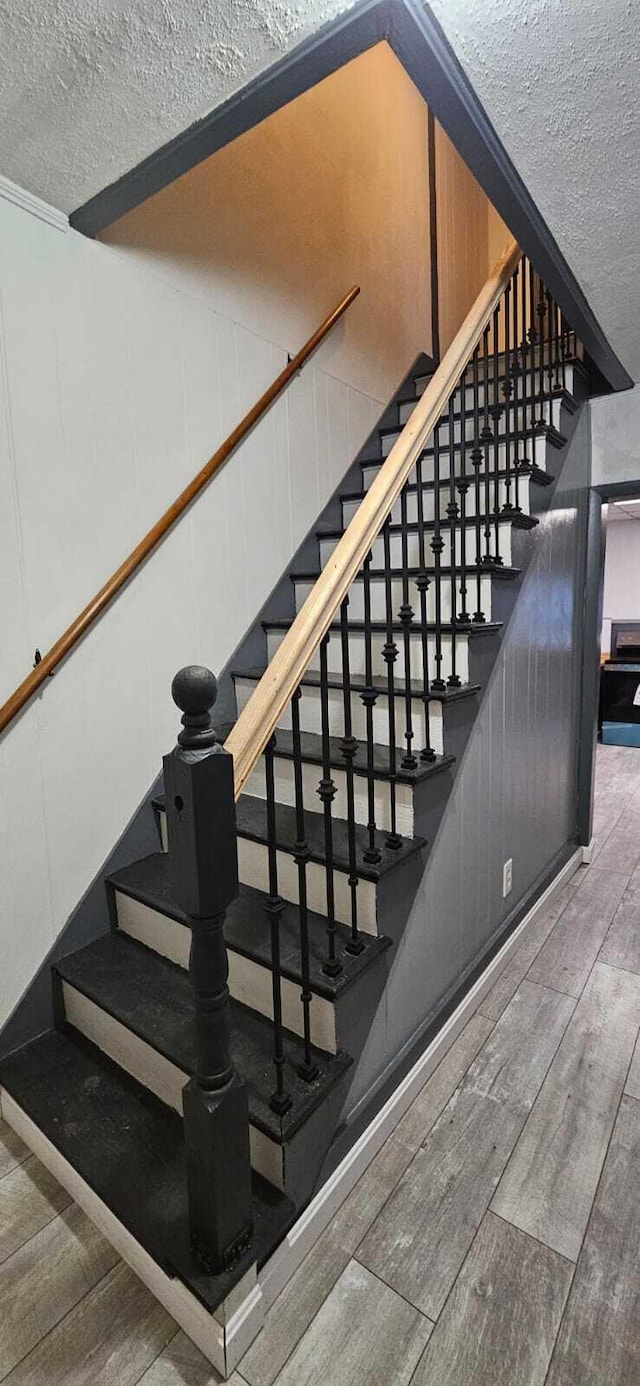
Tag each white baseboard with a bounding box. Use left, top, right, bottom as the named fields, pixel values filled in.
left=0, top=1090, right=263, bottom=1379
left=581, top=838, right=595, bottom=864
left=258, top=845, right=584, bottom=1311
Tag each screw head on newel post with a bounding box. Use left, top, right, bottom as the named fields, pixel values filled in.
left=163, top=666, right=253, bottom=1274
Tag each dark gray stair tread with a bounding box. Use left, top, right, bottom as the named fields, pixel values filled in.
left=234, top=794, right=424, bottom=879
left=108, top=852, right=391, bottom=1002
left=233, top=665, right=482, bottom=705
left=264, top=616, right=503, bottom=639
left=55, top=931, right=351, bottom=1144
left=316, top=514, right=538, bottom=541
left=253, top=724, right=454, bottom=785
left=291, top=563, right=521, bottom=585
left=350, top=463, right=554, bottom=498
left=376, top=413, right=567, bottom=446
left=0, top=1028, right=295, bottom=1312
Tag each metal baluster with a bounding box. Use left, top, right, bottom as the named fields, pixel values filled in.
left=545, top=287, right=555, bottom=399
left=535, top=273, right=547, bottom=426
left=559, top=309, right=569, bottom=391
left=520, top=256, right=532, bottom=467
left=317, top=636, right=342, bottom=976
left=457, top=369, right=471, bottom=624
left=510, top=263, right=523, bottom=512
left=264, top=736, right=294, bottom=1111
left=290, top=687, right=319, bottom=1078
left=430, top=421, right=447, bottom=690
left=480, top=324, right=494, bottom=564
left=361, top=551, right=382, bottom=863
left=383, top=519, right=403, bottom=845
left=470, top=346, right=485, bottom=621
left=551, top=294, right=562, bottom=390
left=340, top=597, right=366, bottom=947
left=415, top=452, right=436, bottom=759
left=399, top=483, right=418, bottom=767
left=501, top=281, right=514, bottom=515
left=446, top=395, right=461, bottom=686
left=490, top=305, right=504, bottom=565
left=528, top=259, right=538, bottom=437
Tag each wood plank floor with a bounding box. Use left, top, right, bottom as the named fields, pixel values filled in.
left=1, top=742, right=639, bottom=1384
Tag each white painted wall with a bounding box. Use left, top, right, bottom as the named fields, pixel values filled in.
left=592, top=386, right=640, bottom=489
left=601, top=516, right=640, bottom=657
left=0, top=190, right=386, bottom=1026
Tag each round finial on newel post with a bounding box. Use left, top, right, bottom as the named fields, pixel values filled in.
left=172, top=665, right=219, bottom=749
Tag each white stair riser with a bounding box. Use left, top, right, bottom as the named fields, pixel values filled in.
left=342, top=475, right=531, bottom=528
left=320, top=522, right=513, bottom=571
left=267, top=626, right=470, bottom=686
left=414, top=363, right=575, bottom=400
left=61, top=982, right=286, bottom=1190
left=294, top=573, right=493, bottom=625
left=246, top=755, right=414, bottom=837
left=113, top=888, right=338, bottom=1053
left=238, top=835, right=378, bottom=934
left=235, top=677, right=445, bottom=757
left=365, top=432, right=548, bottom=485
left=387, top=397, right=560, bottom=452
left=157, top=809, right=378, bottom=934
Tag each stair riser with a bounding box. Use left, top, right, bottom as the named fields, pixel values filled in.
left=61, top=982, right=287, bottom=1191
left=386, top=397, right=560, bottom=454
left=407, top=368, right=575, bottom=420
left=366, top=432, right=548, bottom=484
left=112, top=888, right=338, bottom=1052
left=294, top=573, right=494, bottom=625
left=155, top=814, right=378, bottom=933
left=246, top=755, right=414, bottom=837
left=267, top=626, right=471, bottom=686
left=319, top=522, right=513, bottom=569
left=234, top=676, right=445, bottom=756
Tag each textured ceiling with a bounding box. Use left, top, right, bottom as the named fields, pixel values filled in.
left=428, top=0, right=640, bottom=378
left=0, top=0, right=355, bottom=212
left=0, top=0, right=638, bottom=378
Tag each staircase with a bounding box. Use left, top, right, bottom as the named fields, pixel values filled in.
left=0, top=247, right=589, bottom=1374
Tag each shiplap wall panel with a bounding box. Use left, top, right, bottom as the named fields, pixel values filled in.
left=344, top=409, right=589, bottom=1118
left=0, top=198, right=384, bottom=1025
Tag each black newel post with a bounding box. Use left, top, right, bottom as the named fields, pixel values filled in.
left=163, top=665, right=253, bottom=1273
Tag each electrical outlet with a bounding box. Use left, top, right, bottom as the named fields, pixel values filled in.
left=503, top=858, right=513, bottom=898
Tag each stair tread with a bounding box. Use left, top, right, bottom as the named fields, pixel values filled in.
left=394, top=383, right=577, bottom=415
left=233, top=666, right=482, bottom=704
left=351, top=463, right=554, bottom=496
left=55, top=930, right=351, bottom=1144
left=109, top=853, right=391, bottom=1001
left=235, top=794, right=424, bottom=879
left=264, top=616, right=503, bottom=638
left=291, top=563, right=521, bottom=584
left=379, top=407, right=570, bottom=440
left=251, top=725, right=454, bottom=785
left=0, top=1028, right=295, bottom=1312
left=317, top=514, right=538, bottom=541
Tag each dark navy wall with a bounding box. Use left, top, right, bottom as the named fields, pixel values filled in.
left=343, top=401, right=592, bottom=1119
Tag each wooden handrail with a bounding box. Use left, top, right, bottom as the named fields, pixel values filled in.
left=0, top=285, right=360, bottom=736
left=226, top=239, right=521, bottom=797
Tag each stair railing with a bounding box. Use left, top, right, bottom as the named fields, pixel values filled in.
left=0, top=285, right=360, bottom=736
left=225, top=239, right=522, bottom=793
left=222, top=237, right=584, bottom=1116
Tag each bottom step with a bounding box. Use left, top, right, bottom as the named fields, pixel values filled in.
left=0, top=1029, right=294, bottom=1314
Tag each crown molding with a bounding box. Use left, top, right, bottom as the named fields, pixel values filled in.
left=0, top=172, right=68, bottom=232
